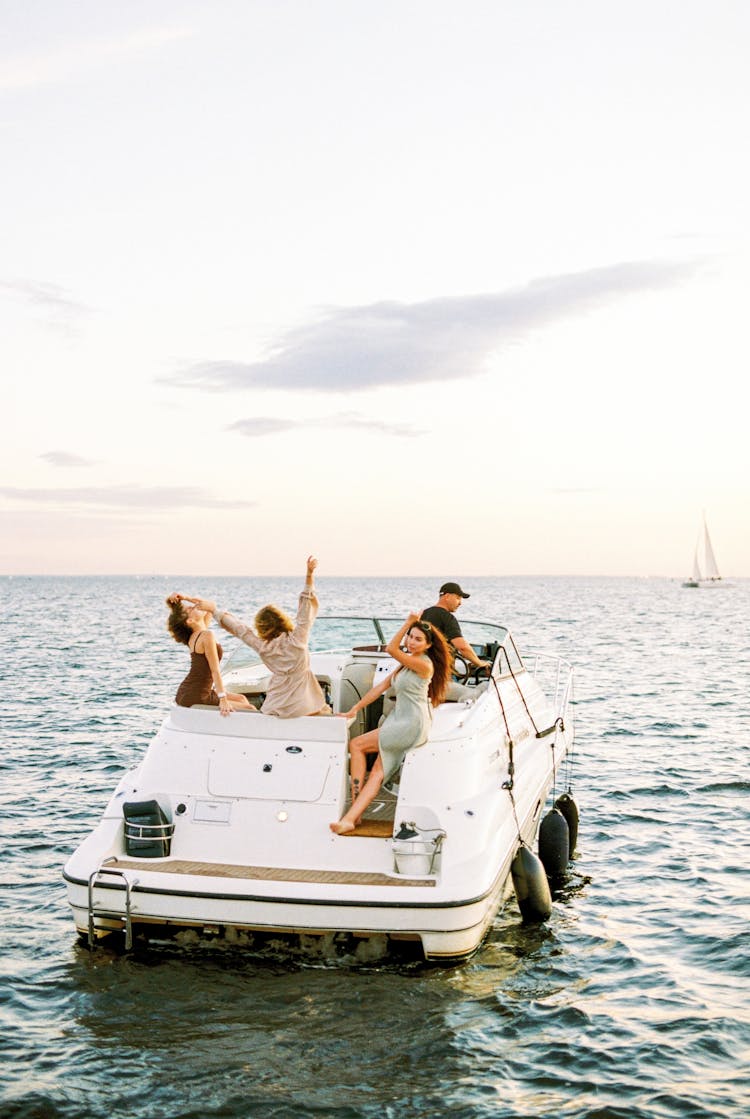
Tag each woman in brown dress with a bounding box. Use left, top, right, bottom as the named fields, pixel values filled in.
left=165, top=597, right=253, bottom=717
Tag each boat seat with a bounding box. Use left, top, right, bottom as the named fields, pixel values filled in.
left=239, top=675, right=272, bottom=697
left=315, top=675, right=333, bottom=710
left=339, top=660, right=376, bottom=738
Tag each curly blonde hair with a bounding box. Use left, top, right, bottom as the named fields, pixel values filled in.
left=255, top=604, right=294, bottom=641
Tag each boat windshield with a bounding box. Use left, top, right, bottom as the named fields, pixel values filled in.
left=222, top=616, right=522, bottom=674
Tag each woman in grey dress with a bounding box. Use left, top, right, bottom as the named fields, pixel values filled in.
left=330, top=614, right=452, bottom=835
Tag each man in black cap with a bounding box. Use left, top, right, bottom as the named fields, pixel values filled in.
left=421, top=581, right=491, bottom=674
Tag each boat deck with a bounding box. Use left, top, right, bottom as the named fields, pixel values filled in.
left=106, top=855, right=434, bottom=888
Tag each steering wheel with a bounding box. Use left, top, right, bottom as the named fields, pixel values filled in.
left=452, top=652, right=472, bottom=684
left=452, top=654, right=491, bottom=685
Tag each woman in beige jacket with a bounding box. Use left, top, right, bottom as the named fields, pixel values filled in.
left=176, top=556, right=329, bottom=718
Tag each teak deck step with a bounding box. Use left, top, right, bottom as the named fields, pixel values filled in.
left=107, top=857, right=435, bottom=888
left=346, top=819, right=393, bottom=838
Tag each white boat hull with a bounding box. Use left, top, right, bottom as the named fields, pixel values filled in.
left=63, top=621, right=574, bottom=961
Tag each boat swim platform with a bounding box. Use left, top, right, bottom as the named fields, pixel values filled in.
left=105, top=854, right=435, bottom=889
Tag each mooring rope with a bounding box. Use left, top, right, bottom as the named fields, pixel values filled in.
left=489, top=675, right=515, bottom=792
left=504, top=781, right=523, bottom=842
left=490, top=660, right=575, bottom=832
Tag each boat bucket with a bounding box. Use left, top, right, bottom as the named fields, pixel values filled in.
left=392, top=823, right=445, bottom=876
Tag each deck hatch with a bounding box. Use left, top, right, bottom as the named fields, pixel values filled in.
left=208, top=744, right=333, bottom=802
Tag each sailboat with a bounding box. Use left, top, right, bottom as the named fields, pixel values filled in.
left=683, top=515, right=723, bottom=587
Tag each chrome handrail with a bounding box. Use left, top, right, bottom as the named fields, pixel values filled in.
left=87, top=866, right=139, bottom=950
left=123, top=821, right=175, bottom=839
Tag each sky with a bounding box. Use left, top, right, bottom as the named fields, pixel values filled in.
left=2, top=0, right=749, bottom=577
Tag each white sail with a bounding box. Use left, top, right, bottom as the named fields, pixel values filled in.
left=684, top=515, right=723, bottom=586
left=691, top=544, right=702, bottom=583
left=703, top=518, right=721, bottom=580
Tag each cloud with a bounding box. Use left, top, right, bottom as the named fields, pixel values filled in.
left=163, top=258, right=706, bottom=395
left=0, top=279, right=92, bottom=317
left=0, top=26, right=194, bottom=91
left=339, top=413, right=424, bottom=437
left=228, top=418, right=297, bottom=438
left=228, top=413, right=424, bottom=439
left=40, top=451, right=96, bottom=468
left=0, top=485, right=255, bottom=512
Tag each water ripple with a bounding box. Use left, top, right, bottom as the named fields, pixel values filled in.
left=1, top=575, right=749, bottom=1119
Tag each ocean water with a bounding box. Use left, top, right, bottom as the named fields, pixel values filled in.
left=1, top=575, right=748, bottom=1119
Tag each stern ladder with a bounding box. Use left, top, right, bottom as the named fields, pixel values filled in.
left=87, top=864, right=139, bottom=949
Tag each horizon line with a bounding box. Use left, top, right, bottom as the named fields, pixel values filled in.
left=1, top=572, right=743, bottom=580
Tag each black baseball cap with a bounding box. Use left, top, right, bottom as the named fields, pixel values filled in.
left=440, top=582, right=470, bottom=598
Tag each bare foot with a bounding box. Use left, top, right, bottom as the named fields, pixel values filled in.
left=329, top=820, right=355, bottom=835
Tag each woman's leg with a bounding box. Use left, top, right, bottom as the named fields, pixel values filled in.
left=228, top=692, right=255, bottom=711
left=330, top=756, right=385, bottom=834
left=348, top=729, right=379, bottom=804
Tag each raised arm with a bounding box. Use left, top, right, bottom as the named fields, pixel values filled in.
left=174, top=594, right=215, bottom=613
left=292, top=555, right=319, bottom=643
left=305, top=554, right=317, bottom=591
left=176, top=594, right=263, bottom=651
left=385, top=613, right=433, bottom=678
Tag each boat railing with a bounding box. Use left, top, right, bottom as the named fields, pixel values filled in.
left=525, top=651, right=574, bottom=719
left=124, top=820, right=176, bottom=842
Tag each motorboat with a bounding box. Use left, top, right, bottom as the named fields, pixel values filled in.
left=63, top=616, right=575, bottom=961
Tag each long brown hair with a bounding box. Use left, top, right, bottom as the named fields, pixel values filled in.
left=165, top=598, right=191, bottom=645
left=408, top=621, right=452, bottom=706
